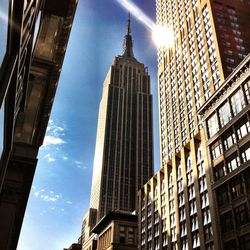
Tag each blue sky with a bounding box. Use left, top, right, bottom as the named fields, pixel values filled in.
left=17, top=0, right=160, bottom=249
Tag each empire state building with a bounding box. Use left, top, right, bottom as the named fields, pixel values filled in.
left=89, top=16, right=154, bottom=220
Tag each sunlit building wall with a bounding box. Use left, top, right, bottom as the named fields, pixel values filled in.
left=138, top=0, right=250, bottom=249
left=200, top=54, right=250, bottom=249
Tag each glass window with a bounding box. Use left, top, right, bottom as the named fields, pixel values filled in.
left=0, top=0, right=9, bottom=66
left=241, top=144, right=250, bottom=163
left=119, top=226, right=126, bottom=243
left=207, top=113, right=219, bottom=137
left=218, top=102, right=232, bottom=127
left=217, top=185, right=229, bottom=206
left=127, top=227, right=134, bottom=244
left=224, top=240, right=236, bottom=250
left=237, top=121, right=250, bottom=139
left=230, top=176, right=244, bottom=199
left=227, top=155, right=240, bottom=172
left=244, top=80, right=250, bottom=103
left=211, top=140, right=223, bottom=159
left=230, top=88, right=246, bottom=115
left=235, top=203, right=249, bottom=227
left=239, top=233, right=250, bottom=250
left=214, top=163, right=227, bottom=180
left=221, top=211, right=233, bottom=233
left=223, top=132, right=236, bottom=150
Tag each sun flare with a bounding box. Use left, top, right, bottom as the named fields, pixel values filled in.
left=152, top=25, right=174, bottom=48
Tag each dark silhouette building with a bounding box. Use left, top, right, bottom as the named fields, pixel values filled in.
left=0, top=0, right=77, bottom=249
left=89, top=16, right=154, bottom=221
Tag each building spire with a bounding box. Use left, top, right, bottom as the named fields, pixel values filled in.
left=122, top=13, right=135, bottom=58
left=127, top=13, right=131, bottom=35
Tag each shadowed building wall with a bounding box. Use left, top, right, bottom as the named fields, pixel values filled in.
left=89, top=17, right=154, bottom=221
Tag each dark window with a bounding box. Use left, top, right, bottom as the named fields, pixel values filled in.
left=239, top=233, right=250, bottom=250
left=230, top=176, right=244, bottom=200
left=224, top=239, right=236, bottom=250
left=217, top=185, right=229, bottom=206
left=119, top=225, right=126, bottom=243
left=221, top=211, right=233, bottom=233
left=204, top=225, right=213, bottom=242
left=214, top=163, right=227, bottom=181
left=235, top=203, right=249, bottom=227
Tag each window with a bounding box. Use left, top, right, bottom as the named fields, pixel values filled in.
left=230, top=176, right=244, bottom=199
left=211, top=140, right=223, bottom=159
left=235, top=203, right=249, bottom=227
left=217, top=185, right=229, bottom=206
left=214, top=163, right=227, bottom=180
left=204, top=225, right=213, bottom=242
left=119, top=226, right=126, bottom=243
left=221, top=211, right=233, bottom=233
left=227, top=155, right=240, bottom=172
left=239, top=234, right=250, bottom=250
left=238, top=121, right=250, bottom=140
left=244, top=81, right=250, bottom=103
left=219, top=102, right=232, bottom=127
left=207, top=113, right=219, bottom=137
left=230, top=89, right=246, bottom=115
left=241, top=145, right=250, bottom=162
left=224, top=240, right=236, bottom=250
left=223, top=132, right=236, bottom=150
left=0, top=0, right=9, bottom=66
left=127, top=227, right=134, bottom=244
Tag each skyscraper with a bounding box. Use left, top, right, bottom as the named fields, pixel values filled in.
left=89, top=16, right=154, bottom=221
left=137, top=0, right=250, bottom=250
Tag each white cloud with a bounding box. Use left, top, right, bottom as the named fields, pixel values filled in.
left=43, top=136, right=65, bottom=147
left=74, top=160, right=87, bottom=170
left=63, top=156, right=69, bottom=161
left=44, top=153, right=56, bottom=162
left=66, top=201, right=73, bottom=205
left=42, top=120, right=66, bottom=148
left=34, top=189, right=62, bottom=202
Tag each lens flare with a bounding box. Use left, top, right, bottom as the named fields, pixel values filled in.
left=116, top=0, right=174, bottom=48
left=116, top=0, right=155, bottom=30
left=152, top=25, right=174, bottom=48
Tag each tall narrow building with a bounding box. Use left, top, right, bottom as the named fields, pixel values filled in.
left=137, top=1, right=250, bottom=250
left=89, top=16, right=154, bottom=221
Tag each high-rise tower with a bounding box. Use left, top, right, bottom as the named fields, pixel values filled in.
left=89, top=16, right=154, bottom=221
left=137, top=1, right=250, bottom=250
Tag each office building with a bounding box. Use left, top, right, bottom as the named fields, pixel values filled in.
left=0, top=0, right=77, bottom=249
left=199, top=54, right=250, bottom=249
left=138, top=0, right=250, bottom=249
left=89, top=16, right=154, bottom=221
left=81, top=208, right=98, bottom=244
left=92, top=211, right=138, bottom=250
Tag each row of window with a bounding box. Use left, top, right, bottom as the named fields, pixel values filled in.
left=207, top=83, right=250, bottom=138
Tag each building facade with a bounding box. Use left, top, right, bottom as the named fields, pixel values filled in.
left=81, top=208, right=98, bottom=244
left=0, top=0, right=77, bottom=249
left=92, top=211, right=138, bottom=250
left=138, top=0, right=250, bottom=250
left=89, top=17, right=154, bottom=221
left=200, top=54, right=250, bottom=249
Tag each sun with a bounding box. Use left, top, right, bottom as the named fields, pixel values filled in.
left=152, top=25, right=175, bottom=48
